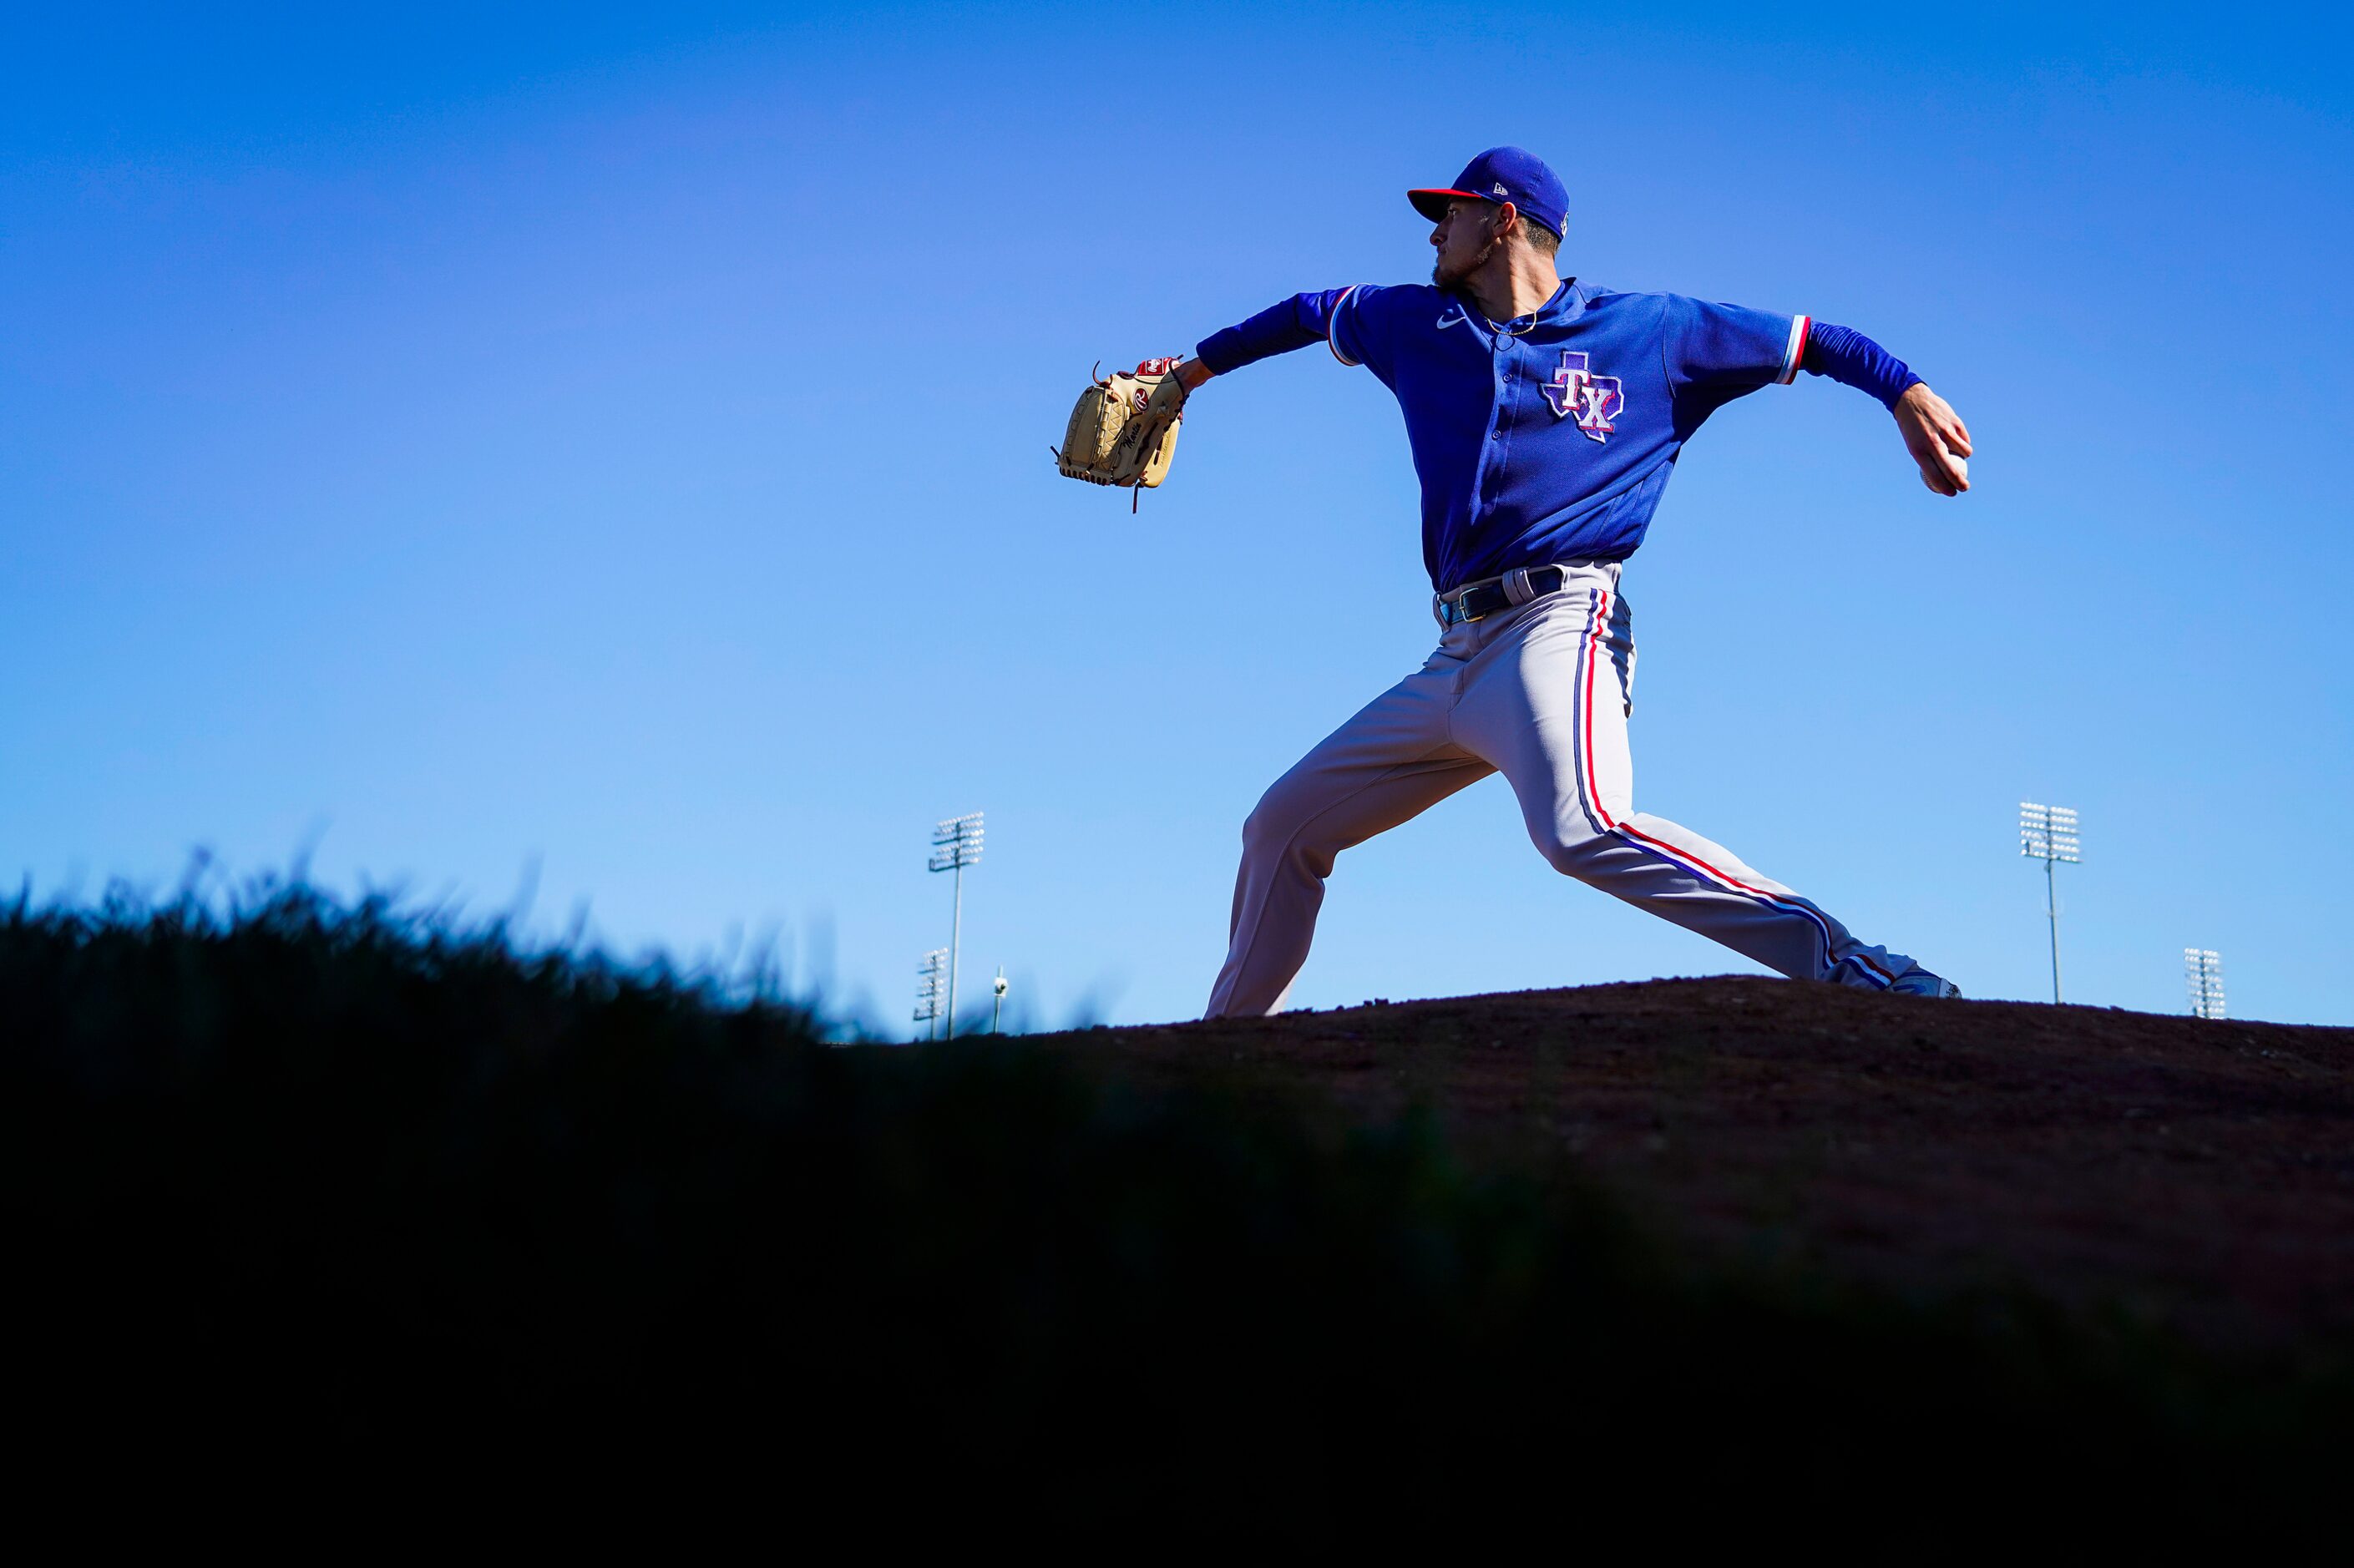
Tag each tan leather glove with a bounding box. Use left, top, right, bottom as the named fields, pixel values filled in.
left=1056, top=357, right=1186, bottom=508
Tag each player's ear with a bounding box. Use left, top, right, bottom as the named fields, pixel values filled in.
left=1495, top=200, right=1521, bottom=243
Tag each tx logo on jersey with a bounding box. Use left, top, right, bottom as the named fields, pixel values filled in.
left=1543, top=350, right=1623, bottom=442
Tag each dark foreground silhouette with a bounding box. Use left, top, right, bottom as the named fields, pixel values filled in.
left=8, top=887, right=2350, bottom=1545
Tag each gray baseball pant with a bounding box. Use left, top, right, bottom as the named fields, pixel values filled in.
left=1205, top=562, right=1916, bottom=1017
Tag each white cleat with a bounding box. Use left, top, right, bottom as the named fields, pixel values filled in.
left=1889, top=969, right=1962, bottom=999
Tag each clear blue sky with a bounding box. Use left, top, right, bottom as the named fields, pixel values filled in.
left=5, top=3, right=2350, bottom=1029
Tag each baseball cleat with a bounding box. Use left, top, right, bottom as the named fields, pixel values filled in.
left=1888, top=969, right=1962, bottom=999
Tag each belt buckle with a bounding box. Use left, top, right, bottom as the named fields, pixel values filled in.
left=1450, top=591, right=1483, bottom=626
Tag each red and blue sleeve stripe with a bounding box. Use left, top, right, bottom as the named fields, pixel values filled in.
left=1795, top=319, right=1923, bottom=409
left=1195, top=288, right=1364, bottom=376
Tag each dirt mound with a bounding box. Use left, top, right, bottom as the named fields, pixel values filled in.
left=13, top=892, right=2348, bottom=1539
left=1059, top=979, right=2354, bottom=1348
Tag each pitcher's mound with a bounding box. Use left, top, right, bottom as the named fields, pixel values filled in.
left=1057, top=977, right=2354, bottom=1348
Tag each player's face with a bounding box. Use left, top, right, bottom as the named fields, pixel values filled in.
left=1430, top=198, right=1501, bottom=288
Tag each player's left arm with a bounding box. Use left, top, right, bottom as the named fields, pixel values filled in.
left=1173, top=286, right=1386, bottom=393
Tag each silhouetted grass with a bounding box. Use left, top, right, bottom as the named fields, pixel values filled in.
left=4, top=883, right=2348, bottom=1545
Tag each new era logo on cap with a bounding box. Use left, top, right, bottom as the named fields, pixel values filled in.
left=1408, top=146, right=1570, bottom=240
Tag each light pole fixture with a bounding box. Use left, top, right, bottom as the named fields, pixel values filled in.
left=914, top=948, right=948, bottom=1041
left=2185, top=948, right=2226, bottom=1020
left=2019, top=802, right=2080, bottom=1004
left=929, top=812, right=984, bottom=1039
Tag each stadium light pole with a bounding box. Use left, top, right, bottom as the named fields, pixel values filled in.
left=2185, top=948, right=2226, bottom=1020
left=929, top=812, right=985, bottom=1039
left=2019, top=802, right=2080, bottom=1004
left=992, top=967, right=1007, bottom=1036
left=914, top=948, right=948, bottom=1042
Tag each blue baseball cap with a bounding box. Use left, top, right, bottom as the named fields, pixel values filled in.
left=1408, top=145, right=1567, bottom=239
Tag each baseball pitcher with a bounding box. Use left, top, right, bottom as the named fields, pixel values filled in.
left=1096, top=146, right=1972, bottom=1013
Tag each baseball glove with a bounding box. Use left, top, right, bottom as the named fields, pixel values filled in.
left=1055, top=356, right=1187, bottom=510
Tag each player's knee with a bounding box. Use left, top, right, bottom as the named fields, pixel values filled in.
left=1528, top=817, right=1609, bottom=878
left=1241, top=788, right=1304, bottom=860
left=1243, top=785, right=1339, bottom=876
left=1241, top=787, right=1283, bottom=844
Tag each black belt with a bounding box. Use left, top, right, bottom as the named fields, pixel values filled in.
left=1435, top=564, right=1569, bottom=628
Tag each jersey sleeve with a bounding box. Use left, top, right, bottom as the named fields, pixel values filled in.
left=1324, top=284, right=1405, bottom=382
left=1799, top=320, right=1922, bottom=410
left=1195, top=286, right=1379, bottom=376
left=1662, top=296, right=1810, bottom=408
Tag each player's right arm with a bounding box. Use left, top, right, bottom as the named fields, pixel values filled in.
left=1798, top=321, right=1971, bottom=495
left=1173, top=287, right=1382, bottom=392
left=1888, top=382, right=1971, bottom=497
left=1665, top=298, right=1972, bottom=497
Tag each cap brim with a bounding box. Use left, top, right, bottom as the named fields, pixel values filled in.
left=1407, top=187, right=1491, bottom=223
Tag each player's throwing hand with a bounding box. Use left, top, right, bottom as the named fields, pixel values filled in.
left=1895, top=382, right=1972, bottom=495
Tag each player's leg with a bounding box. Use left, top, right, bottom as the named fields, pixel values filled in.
left=1207, top=652, right=1490, bottom=1017
left=1453, top=576, right=1924, bottom=989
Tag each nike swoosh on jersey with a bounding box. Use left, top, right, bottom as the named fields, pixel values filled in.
left=1436, top=311, right=1468, bottom=329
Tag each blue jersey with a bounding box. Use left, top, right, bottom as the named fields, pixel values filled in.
left=1197, top=281, right=1838, bottom=593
